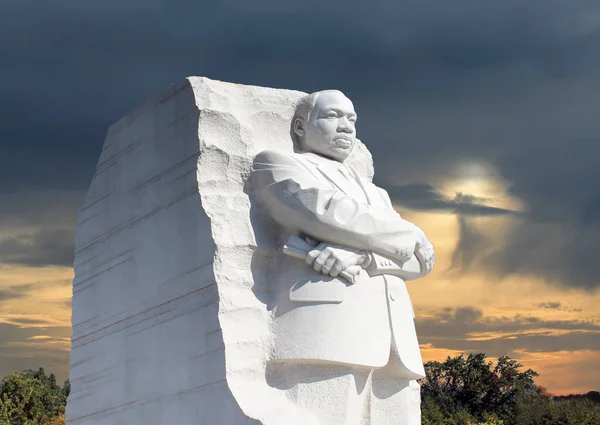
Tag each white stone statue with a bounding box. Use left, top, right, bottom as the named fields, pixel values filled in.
left=252, top=90, right=435, bottom=424
left=66, top=78, right=433, bottom=425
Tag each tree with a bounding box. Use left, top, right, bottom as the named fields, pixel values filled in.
left=420, top=353, right=538, bottom=424
left=0, top=368, right=69, bottom=425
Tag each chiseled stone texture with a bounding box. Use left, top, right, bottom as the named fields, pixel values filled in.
left=67, top=77, right=375, bottom=424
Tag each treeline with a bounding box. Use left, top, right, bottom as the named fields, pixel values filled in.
left=1, top=356, right=599, bottom=424
left=420, top=353, right=600, bottom=425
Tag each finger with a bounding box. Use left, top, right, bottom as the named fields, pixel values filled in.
left=313, top=250, right=331, bottom=273
left=306, top=243, right=326, bottom=265
left=329, top=259, right=345, bottom=277
left=321, top=256, right=337, bottom=275
left=416, top=246, right=431, bottom=262
left=306, top=249, right=321, bottom=265
left=414, top=248, right=424, bottom=262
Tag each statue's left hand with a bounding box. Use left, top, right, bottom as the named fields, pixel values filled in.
left=414, top=229, right=435, bottom=277
left=306, top=243, right=370, bottom=278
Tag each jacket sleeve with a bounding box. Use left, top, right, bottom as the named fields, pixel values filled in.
left=252, top=150, right=418, bottom=262
left=367, top=187, right=435, bottom=279
left=366, top=252, right=423, bottom=281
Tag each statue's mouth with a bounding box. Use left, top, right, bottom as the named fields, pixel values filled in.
left=333, top=137, right=353, bottom=148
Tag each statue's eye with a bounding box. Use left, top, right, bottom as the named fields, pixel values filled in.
left=326, top=111, right=338, bottom=118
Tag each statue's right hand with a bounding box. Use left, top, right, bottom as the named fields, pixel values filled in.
left=306, top=243, right=369, bottom=278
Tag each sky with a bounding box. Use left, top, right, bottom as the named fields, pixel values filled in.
left=1, top=0, right=600, bottom=396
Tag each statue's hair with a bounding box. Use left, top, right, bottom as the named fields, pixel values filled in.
left=290, top=90, right=343, bottom=146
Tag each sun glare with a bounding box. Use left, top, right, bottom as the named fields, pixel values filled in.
left=436, top=160, right=525, bottom=212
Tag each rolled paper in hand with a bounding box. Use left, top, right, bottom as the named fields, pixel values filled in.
left=283, top=235, right=361, bottom=284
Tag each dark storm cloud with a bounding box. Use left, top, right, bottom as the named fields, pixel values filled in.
left=0, top=285, right=35, bottom=302
left=385, top=184, right=517, bottom=216
left=0, top=228, right=74, bottom=267
left=1, top=0, right=600, bottom=283
left=0, top=191, right=83, bottom=227
left=416, top=306, right=600, bottom=355
left=482, top=220, right=600, bottom=290
left=450, top=215, right=489, bottom=271
left=425, top=331, right=600, bottom=356
left=0, top=190, right=79, bottom=267
left=418, top=306, right=600, bottom=337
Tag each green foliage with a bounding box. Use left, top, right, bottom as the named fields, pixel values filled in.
left=0, top=368, right=69, bottom=425
left=476, top=413, right=505, bottom=425
left=514, top=388, right=600, bottom=425
left=421, top=354, right=600, bottom=425
left=422, top=395, right=447, bottom=425
left=421, top=353, right=600, bottom=425
left=420, top=353, right=538, bottom=424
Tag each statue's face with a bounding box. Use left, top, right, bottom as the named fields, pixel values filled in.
left=300, top=91, right=357, bottom=162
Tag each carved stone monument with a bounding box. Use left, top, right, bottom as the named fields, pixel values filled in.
left=67, top=77, right=435, bottom=425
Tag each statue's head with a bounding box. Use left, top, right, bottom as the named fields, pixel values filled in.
left=291, top=90, right=357, bottom=162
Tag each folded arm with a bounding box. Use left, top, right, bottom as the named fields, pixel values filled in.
left=367, top=188, right=436, bottom=280
left=252, top=150, right=418, bottom=263
left=368, top=244, right=435, bottom=281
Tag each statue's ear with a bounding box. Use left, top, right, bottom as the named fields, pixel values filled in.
left=293, top=117, right=305, bottom=138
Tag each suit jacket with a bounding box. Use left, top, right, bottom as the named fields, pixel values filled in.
left=252, top=149, right=430, bottom=379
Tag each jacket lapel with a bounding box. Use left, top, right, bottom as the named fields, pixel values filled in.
left=317, top=163, right=351, bottom=195
left=349, top=169, right=373, bottom=205
left=302, top=154, right=381, bottom=205
left=351, top=169, right=390, bottom=208
left=303, top=154, right=351, bottom=195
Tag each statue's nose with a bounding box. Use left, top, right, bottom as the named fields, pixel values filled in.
left=338, top=119, right=354, bottom=133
